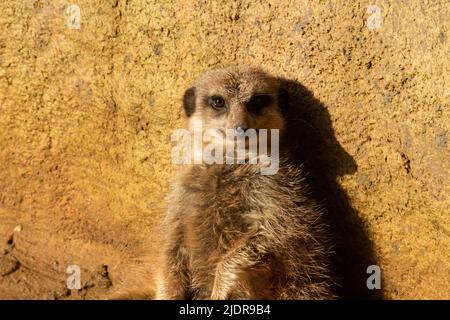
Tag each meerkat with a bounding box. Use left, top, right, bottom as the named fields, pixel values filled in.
left=111, top=66, right=336, bottom=300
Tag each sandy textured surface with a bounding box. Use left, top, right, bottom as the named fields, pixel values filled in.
left=0, top=0, right=449, bottom=299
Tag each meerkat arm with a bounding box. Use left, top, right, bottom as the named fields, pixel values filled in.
left=155, top=223, right=191, bottom=300
left=211, top=237, right=265, bottom=300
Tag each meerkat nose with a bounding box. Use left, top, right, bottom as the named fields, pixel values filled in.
left=235, top=124, right=248, bottom=136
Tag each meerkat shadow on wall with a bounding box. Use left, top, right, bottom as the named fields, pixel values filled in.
left=278, top=78, right=384, bottom=299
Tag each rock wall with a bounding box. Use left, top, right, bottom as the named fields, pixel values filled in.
left=0, top=0, right=448, bottom=299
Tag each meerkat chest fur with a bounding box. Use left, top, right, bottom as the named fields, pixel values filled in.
left=162, top=160, right=335, bottom=299
left=171, top=165, right=267, bottom=254
left=167, top=162, right=314, bottom=264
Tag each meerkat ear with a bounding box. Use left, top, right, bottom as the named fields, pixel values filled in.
left=277, top=87, right=289, bottom=114
left=183, top=87, right=196, bottom=117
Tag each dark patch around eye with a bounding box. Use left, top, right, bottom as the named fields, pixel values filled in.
left=206, top=95, right=227, bottom=112
left=247, top=95, right=273, bottom=116
left=183, top=87, right=196, bottom=117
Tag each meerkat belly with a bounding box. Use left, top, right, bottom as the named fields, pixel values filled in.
left=179, top=177, right=266, bottom=283
left=186, top=189, right=261, bottom=250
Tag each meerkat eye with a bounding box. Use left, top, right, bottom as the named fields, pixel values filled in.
left=247, top=94, right=273, bottom=115
left=208, top=96, right=226, bottom=110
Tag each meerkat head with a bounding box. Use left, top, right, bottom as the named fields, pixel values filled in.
left=182, top=66, right=287, bottom=135
left=178, top=66, right=287, bottom=171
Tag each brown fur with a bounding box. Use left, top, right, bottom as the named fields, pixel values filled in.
left=110, top=66, right=336, bottom=300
